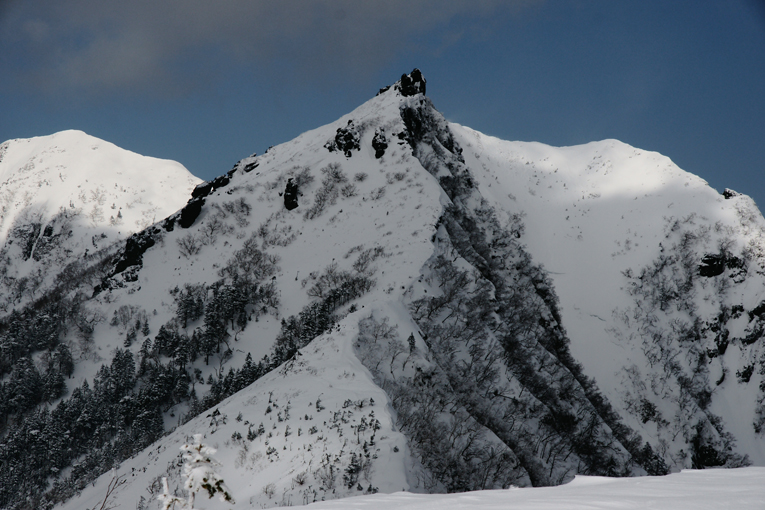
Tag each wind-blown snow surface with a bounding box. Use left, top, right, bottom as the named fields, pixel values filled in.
left=23, top=72, right=763, bottom=509
left=0, top=129, right=201, bottom=309
left=305, top=467, right=765, bottom=510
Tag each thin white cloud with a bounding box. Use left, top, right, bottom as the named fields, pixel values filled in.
left=0, top=0, right=542, bottom=96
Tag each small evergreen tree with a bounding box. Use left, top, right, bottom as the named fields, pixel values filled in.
left=53, top=342, right=75, bottom=378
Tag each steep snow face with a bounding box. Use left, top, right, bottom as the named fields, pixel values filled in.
left=452, top=125, right=765, bottom=466
left=46, top=79, right=446, bottom=509
left=93, top=84, right=443, bottom=365
left=0, top=129, right=201, bottom=308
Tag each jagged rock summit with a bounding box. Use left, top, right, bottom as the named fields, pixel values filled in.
left=0, top=71, right=763, bottom=510
left=377, top=68, right=426, bottom=97
left=397, top=67, right=427, bottom=96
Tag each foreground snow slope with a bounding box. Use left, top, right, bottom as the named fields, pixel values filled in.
left=305, top=467, right=765, bottom=510
left=59, top=309, right=415, bottom=510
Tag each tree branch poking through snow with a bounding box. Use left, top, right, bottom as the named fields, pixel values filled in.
left=159, top=434, right=234, bottom=509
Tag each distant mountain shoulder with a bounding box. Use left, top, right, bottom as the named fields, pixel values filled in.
left=0, top=129, right=201, bottom=310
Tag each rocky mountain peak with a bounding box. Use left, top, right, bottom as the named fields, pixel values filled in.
left=397, top=68, right=427, bottom=96
left=377, top=68, right=427, bottom=97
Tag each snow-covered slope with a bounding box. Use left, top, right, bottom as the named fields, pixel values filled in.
left=0, top=129, right=201, bottom=309
left=453, top=128, right=765, bottom=466
left=297, top=467, right=765, bottom=510
left=60, top=318, right=415, bottom=510
left=1, top=71, right=763, bottom=510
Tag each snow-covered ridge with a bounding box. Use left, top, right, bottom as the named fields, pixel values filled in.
left=0, top=129, right=199, bottom=238
left=0, top=129, right=201, bottom=309
left=453, top=125, right=765, bottom=466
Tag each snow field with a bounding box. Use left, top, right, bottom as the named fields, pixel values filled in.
left=302, top=467, right=765, bottom=510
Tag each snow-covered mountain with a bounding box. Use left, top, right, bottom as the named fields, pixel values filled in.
left=0, top=71, right=763, bottom=510
left=0, top=130, right=201, bottom=311
left=453, top=129, right=765, bottom=467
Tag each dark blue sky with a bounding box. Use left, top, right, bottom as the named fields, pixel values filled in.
left=1, top=1, right=764, bottom=206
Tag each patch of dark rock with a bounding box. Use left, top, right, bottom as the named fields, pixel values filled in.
left=243, top=161, right=259, bottom=173
left=112, top=226, right=162, bottom=276
left=748, top=301, right=765, bottom=321
left=162, top=215, right=176, bottom=232
left=725, top=255, right=747, bottom=282
left=396, top=68, right=426, bottom=97
left=723, top=188, right=741, bottom=199
left=736, top=364, right=754, bottom=383
left=210, top=174, right=230, bottom=191
left=191, top=174, right=231, bottom=200
left=120, top=266, right=141, bottom=283
left=372, top=129, right=388, bottom=159
left=741, top=320, right=763, bottom=345
left=699, top=254, right=725, bottom=277
left=714, top=329, right=729, bottom=356
left=180, top=198, right=205, bottom=228
left=191, top=181, right=213, bottom=199
left=284, top=178, right=299, bottom=211
left=325, top=120, right=360, bottom=157
left=93, top=278, right=120, bottom=295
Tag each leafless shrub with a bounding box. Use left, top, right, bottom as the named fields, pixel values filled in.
left=292, top=166, right=315, bottom=189
left=214, top=197, right=252, bottom=228
left=369, top=187, right=386, bottom=200
left=177, top=233, right=201, bottom=258
left=292, top=471, right=307, bottom=487
left=199, top=216, right=234, bottom=245
left=303, top=164, right=349, bottom=220
left=262, top=483, right=276, bottom=499
left=341, top=184, right=358, bottom=198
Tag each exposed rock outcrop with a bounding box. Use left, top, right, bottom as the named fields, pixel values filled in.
left=325, top=120, right=361, bottom=157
